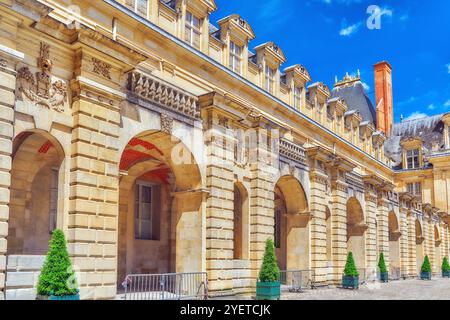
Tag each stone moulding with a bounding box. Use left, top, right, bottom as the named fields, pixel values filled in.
left=279, top=139, right=306, bottom=165
left=128, top=70, right=200, bottom=120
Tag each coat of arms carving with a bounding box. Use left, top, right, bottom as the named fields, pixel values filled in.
left=16, top=43, right=67, bottom=112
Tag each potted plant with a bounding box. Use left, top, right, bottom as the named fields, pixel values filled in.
left=36, top=229, right=80, bottom=300
left=378, top=252, right=388, bottom=283
left=342, top=252, right=359, bottom=289
left=420, top=255, right=432, bottom=280
left=442, top=257, right=450, bottom=278
left=256, top=239, right=281, bottom=300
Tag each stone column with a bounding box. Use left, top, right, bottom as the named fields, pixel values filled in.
left=399, top=208, right=409, bottom=277
left=364, top=188, right=378, bottom=276
left=406, top=212, right=416, bottom=277
left=67, top=51, right=124, bottom=299
left=0, top=44, right=24, bottom=300
left=377, top=196, right=390, bottom=270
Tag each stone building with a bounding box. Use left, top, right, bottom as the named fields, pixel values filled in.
left=0, top=0, right=449, bottom=300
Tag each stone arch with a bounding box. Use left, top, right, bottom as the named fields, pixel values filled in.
left=8, top=130, right=66, bottom=255
left=388, top=211, right=401, bottom=272
left=346, top=197, right=366, bottom=270
left=116, top=130, right=203, bottom=289
left=274, top=175, right=309, bottom=271
left=233, top=182, right=249, bottom=260
left=415, top=219, right=425, bottom=275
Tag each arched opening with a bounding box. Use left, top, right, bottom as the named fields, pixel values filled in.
left=6, top=131, right=65, bottom=299
left=7, top=131, right=65, bottom=254
left=388, top=211, right=401, bottom=276
left=233, top=182, right=249, bottom=260
left=434, top=225, right=441, bottom=274
left=346, top=197, right=366, bottom=270
left=274, top=175, right=309, bottom=271
left=415, top=219, right=425, bottom=275
left=117, top=131, right=202, bottom=290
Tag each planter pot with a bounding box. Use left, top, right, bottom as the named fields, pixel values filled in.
left=442, top=271, right=450, bottom=278
left=420, top=271, right=432, bottom=280
left=36, top=294, right=80, bottom=300
left=342, top=276, right=359, bottom=289
left=379, top=272, right=389, bottom=283
left=256, top=281, right=280, bottom=300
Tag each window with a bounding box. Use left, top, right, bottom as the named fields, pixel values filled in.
left=293, top=86, right=302, bottom=109
left=265, top=66, right=276, bottom=93
left=406, top=149, right=420, bottom=169
left=407, top=182, right=422, bottom=199
left=274, top=210, right=281, bottom=248
left=134, top=182, right=160, bottom=240
left=124, top=0, right=148, bottom=17
left=49, top=168, right=58, bottom=233
left=185, top=11, right=201, bottom=49
left=229, top=41, right=242, bottom=74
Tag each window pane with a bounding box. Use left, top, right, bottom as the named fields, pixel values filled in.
left=142, top=185, right=152, bottom=203
left=136, top=0, right=148, bottom=17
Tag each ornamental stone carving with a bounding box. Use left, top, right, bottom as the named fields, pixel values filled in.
left=16, top=43, right=67, bottom=112
left=279, top=139, right=307, bottom=166
left=160, top=114, right=174, bottom=135
left=92, top=57, right=112, bottom=79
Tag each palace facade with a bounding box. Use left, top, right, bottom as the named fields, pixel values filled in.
left=0, top=0, right=449, bottom=300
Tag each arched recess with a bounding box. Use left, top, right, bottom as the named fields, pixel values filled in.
left=346, top=197, right=366, bottom=270
left=116, top=130, right=203, bottom=288
left=434, top=225, right=441, bottom=273
left=274, top=175, right=309, bottom=271
left=388, top=211, right=401, bottom=273
left=415, top=219, right=425, bottom=275
left=233, top=182, right=249, bottom=260
left=7, top=130, right=66, bottom=255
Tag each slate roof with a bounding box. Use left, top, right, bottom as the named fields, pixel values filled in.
left=331, top=81, right=376, bottom=124
left=385, top=114, right=446, bottom=170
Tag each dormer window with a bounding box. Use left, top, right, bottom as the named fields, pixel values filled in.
left=185, top=11, right=202, bottom=49
left=265, top=66, right=276, bottom=93
left=229, top=41, right=242, bottom=74
left=124, top=0, right=148, bottom=18
left=293, top=86, right=302, bottom=109
left=406, top=149, right=420, bottom=169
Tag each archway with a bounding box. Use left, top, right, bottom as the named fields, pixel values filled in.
left=274, top=175, right=309, bottom=271
left=6, top=131, right=65, bottom=299
left=415, top=219, right=424, bottom=275
left=233, top=182, right=249, bottom=260
left=388, top=211, right=401, bottom=277
left=116, top=131, right=202, bottom=290
left=346, top=197, right=366, bottom=270
left=434, top=226, right=441, bottom=274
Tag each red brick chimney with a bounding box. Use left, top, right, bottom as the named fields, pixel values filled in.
left=374, top=61, right=393, bottom=137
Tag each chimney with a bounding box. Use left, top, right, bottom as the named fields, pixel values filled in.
left=374, top=61, right=393, bottom=137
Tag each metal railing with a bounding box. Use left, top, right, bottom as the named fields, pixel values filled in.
left=122, top=272, right=208, bottom=300
left=279, top=270, right=315, bottom=292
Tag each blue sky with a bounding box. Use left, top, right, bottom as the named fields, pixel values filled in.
left=211, top=0, right=450, bottom=122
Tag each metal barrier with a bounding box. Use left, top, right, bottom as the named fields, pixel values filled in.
left=279, top=270, right=315, bottom=292
left=122, top=272, right=208, bottom=300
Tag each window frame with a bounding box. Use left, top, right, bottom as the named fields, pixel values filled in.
left=265, top=66, right=276, bottom=93
left=293, top=86, right=302, bottom=109
left=229, top=41, right=243, bottom=74
left=185, top=11, right=202, bottom=49
left=406, top=148, right=420, bottom=169
left=407, top=181, right=422, bottom=199
left=134, top=180, right=160, bottom=240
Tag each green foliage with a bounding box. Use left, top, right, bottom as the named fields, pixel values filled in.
left=258, top=239, right=280, bottom=282
left=421, top=255, right=432, bottom=273
left=37, top=229, right=78, bottom=296
left=442, top=257, right=450, bottom=272
left=344, top=252, right=359, bottom=277
left=378, top=252, right=387, bottom=273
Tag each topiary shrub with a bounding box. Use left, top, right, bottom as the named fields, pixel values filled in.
left=378, top=252, right=387, bottom=273
left=344, top=252, right=359, bottom=277
left=442, top=257, right=450, bottom=272
left=421, top=255, right=432, bottom=273
left=258, top=239, right=280, bottom=282
left=37, top=229, right=79, bottom=297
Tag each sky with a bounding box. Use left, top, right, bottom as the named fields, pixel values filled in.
left=210, top=0, right=450, bottom=122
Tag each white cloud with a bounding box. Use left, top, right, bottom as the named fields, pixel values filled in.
left=404, top=111, right=428, bottom=121
left=445, top=100, right=450, bottom=107
left=427, top=104, right=435, bottom=110
left=339, top=22, right=362, bottom=36
left=447, top=64, right=450, bottom=74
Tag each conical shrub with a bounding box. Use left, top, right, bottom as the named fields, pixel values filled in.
left=344, top=252, right=359, bottom=277
left=37, top=229, right=78, bottom=296
left=378, top=252, right=387, bottom=273
left=259, top=239, right=280, bottom=282
left=421, top=255, right=432, bottom=273
left=442, top=257, right=450, bottom=272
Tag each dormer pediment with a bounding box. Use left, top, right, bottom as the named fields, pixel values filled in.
left=217, top=14, right=255, bottom=44
left=360, top=121, right=375, bottom=138
left=308, top=82, right=331, bottom=103
left=179, top=0, right=217, bottom=17
left=254, top=42, right=286, bottom=67
left=284, top=64, right=311, bottom=85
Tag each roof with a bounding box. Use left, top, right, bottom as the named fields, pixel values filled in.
left=385, top=114, right=445, bottom=169
left=331, top=81, right=376, bottom=124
